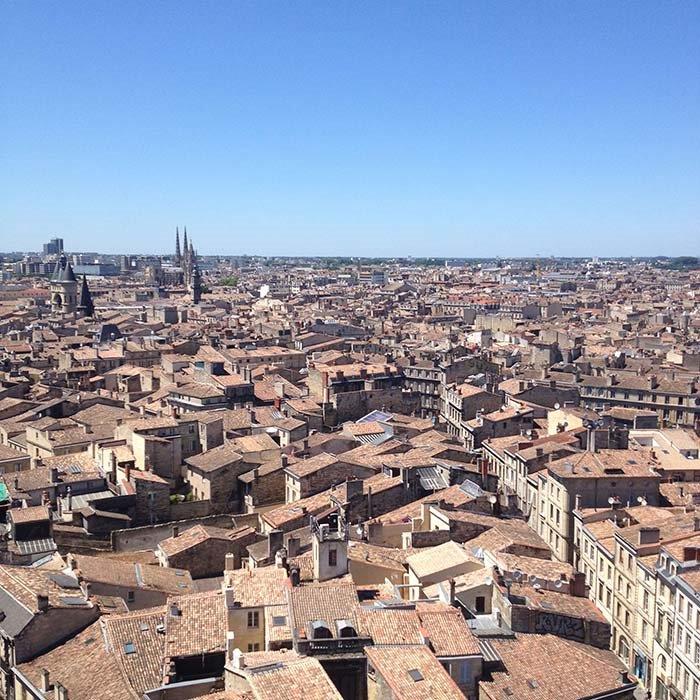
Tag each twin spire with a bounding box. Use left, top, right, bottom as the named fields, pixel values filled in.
left=175, top=226, right=196, bottom=286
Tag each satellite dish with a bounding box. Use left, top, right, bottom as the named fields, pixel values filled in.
left=554, top=402, right=561, bottom=410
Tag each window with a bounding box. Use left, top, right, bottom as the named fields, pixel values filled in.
left=247, top=611, right=259, bottom=628
left=247, top=643, right=260, bottom=652
left=328, top=549, right=337, bottom=567
left=127, top=591, right=135, bottom=603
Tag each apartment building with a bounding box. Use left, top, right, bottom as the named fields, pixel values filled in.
left=573, top=505, right=700, bottom=698
left=580, top=373, right=699, bottom=429
left=442, top=382, right=502, bottom=440
left=533, top=450, right=662, bottom=563
left=654, top=531, right=700, bottom=700
left=483, top=431, right=581, bottom=515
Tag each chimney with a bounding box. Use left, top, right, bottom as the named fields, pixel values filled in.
left=50, top=467, right=59, bottom=484
left=172, top=525, right=179, bottom=538
left=275, top=547, right=288, bottom=569
left=281, top=454, right=289, bottom=468
left=40, top=669, right=51, bottom=693
left=574, top=494, right=582, bottom=511
left=231, top=646, right=246, bottom=670
left=345, top=479, right=363, bottom=501
left=225, top=553, right=235, bottom=571
left=289, top=565, right=301, bottom=587
left=226, top=631, right=238, bottom=662
left=569, top=572, right=586, bottom=598
left=267, top=529, right=284, bottom=559
left=638, top=527, right=660, bottom=546
left=125, top=464, right=131, bottom=482
left=36, top=593, right=49, bottom=612
left=448, top=578, right=456, bottom=604
left=224, top=586, right=236, bottom=609
left=67, top=553, right=77, bottom=571
left=287, top=536, right=300, bottom=557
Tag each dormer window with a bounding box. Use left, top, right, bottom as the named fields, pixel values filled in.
left=336, top=619, right=356, bottom=638
left=310, top=620, right=332, bottom=639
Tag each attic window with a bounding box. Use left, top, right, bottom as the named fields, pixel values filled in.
left=272, top=615, right=287, bottom=627
left=310, top=620, right=332, bottom=640
left=527, top=679, right=539, bottom=689
left=124, top=642, right=136, bottom=655
left=336, top=620, right=357, bottom=638
left=408, top=669, right=424, bottom=682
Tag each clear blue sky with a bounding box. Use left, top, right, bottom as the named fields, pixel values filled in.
left=2, top=1, right=699, bottom=257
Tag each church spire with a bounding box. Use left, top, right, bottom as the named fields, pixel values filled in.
left=190, top=263, right=202, bottom=304
left=183, top=227, right=188, bottom=264
left=77, top=274, right=95, bottom=317
left=175, top=227, right=181, bottom=265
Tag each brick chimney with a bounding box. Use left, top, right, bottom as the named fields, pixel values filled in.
left=569, top=572, right=586, bottom=598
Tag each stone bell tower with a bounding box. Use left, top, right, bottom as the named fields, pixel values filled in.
left=50, top=253, right=78, bottom=314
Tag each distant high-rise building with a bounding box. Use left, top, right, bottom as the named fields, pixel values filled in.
left=43, top=238, right=64, bottom=256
